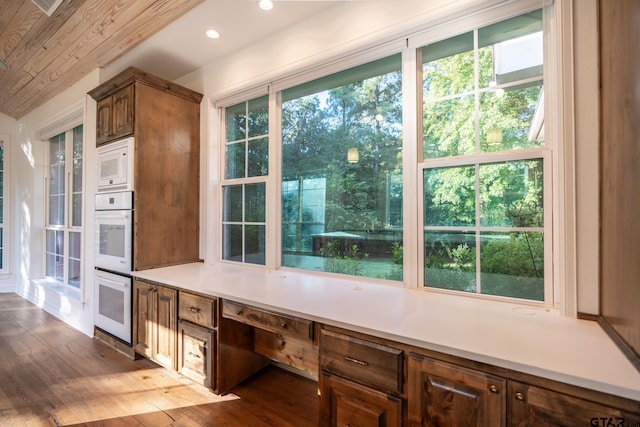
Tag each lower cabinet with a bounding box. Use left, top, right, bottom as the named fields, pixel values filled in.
left=177, top=290, right=218, bottom=390
left=133, top=279, right=177, bottom=370
left=408, top=352, right=640, bottom=427
left=408, top=353, right=505, bottom=426
left=319, top=328, right=404, bottom=427
left=507, top=381, right=636, bottom=427
left=321, top=372, right=402, bottom=427
left=178, top=319, right=216, bottom=389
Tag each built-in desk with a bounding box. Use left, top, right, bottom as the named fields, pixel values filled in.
left=132, top=262, right=640, bottom=424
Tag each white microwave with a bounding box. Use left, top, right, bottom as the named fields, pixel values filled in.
left=97, top=137, right=134, bottom=193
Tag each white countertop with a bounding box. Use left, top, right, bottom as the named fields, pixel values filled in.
left=133, top=262, right=640, bottom=402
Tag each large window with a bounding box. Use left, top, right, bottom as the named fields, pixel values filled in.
left=281, top=55, right=403, bottom=280
left=420, top=10, right=548, bottom=301
left=45, top=125, right=83, bottom=288
left=222, top=97, right=269, bottom=265
left=219, top=5, right=553, bottom=304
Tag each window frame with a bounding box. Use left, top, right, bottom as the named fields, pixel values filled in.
left=44, top=125, right=84, bottom=289
left=0, top=135, right=8, bottom=274
left=214, top=0, right=563, bottom=308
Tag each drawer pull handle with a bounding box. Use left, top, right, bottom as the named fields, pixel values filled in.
left=280, top=322, right=288, bottom=329
left=235, top=309, right=243, bottom=315
left=188, top=352, right=201, bottom=359
left=489, top=384, right=499, bottom=394
left=515, top=392, right=525, bottom=402
left=189, top=307, right=201, bottom=313
left=344, top=356, right=368, bottom=367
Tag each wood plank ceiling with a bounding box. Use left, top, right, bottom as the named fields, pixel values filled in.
left=0, top=0, right=204, bottom=119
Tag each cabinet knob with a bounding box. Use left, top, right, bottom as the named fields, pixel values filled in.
left=236, top=309, right=243, bottom=315
left=189, top=306, right=201, bottom=313
left=280, top=322, right=288, bottom=329
left=514, top=392, right=525, bottom=402
left=489, top=384, right=500, bottom=394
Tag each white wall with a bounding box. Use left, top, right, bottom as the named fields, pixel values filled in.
left=10, top=70, right=100, bottom=337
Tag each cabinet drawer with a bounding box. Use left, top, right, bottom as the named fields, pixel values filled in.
left=222, top=300, right=313, bottom=342
left=179, top=292, right=217, bottom=329
left=320, top=329, right=403, bottom=395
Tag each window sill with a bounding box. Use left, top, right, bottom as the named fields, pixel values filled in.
left=32, top=279, right=82, bottom=302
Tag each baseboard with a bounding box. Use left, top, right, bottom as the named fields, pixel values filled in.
left=0, top=284, right=16, bottom=293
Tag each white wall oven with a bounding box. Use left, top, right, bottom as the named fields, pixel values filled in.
left=95, top=136, right=135, bottom=345
left=94, top=269, right=132, bottom=345
left=94, top=191, right=133, bottom=275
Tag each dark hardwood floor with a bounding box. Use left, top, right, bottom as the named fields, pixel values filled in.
left=0, top=293, right=318, bottom=426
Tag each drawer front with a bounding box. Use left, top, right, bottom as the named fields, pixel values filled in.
left=179, top=292, right=217, bottom=329
left=222, top=300, right=314, bottom=342
left=320, top=329, right=403, bottom=395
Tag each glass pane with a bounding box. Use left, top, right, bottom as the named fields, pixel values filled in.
left=281, top=55, right=403, bottom=280
left=225, top=142, right=246, bottom=179
left=73, top=158, right=82, bottom=192
left=480, top=231, right=544, bottom=301
left=423, top=95, right=475, bottom=158
left=49, top=164, right=65, bottom=195
left=479, top=84, right=543, bottom=152
left=247, top=137, right=268, bottom=177
left=424, top=230, right=476, bottom=292
left=424, top=166, right=475, bottom=227
left=248, top=96, right=269, bottom=138
left=69, top=231, right=81, bottom=259
left=222, top=185, right=243, bottom=222
left=68, top=258, right=81, bottom=289
left=222, top=224, right=243, bottom=262
left=226, top=102, right=246, bottom=142
left=72, top=193, right=82, bottom=227
left=49, top=134, right=65, bottom=163
left=245, top=225, right=266, bottom=265
left=479, top=160, right=543, bottom=227
left=245, top=183, right=266, bottom=223
left=422, top=33, right=474, bottom=97
left=49, top=195, right=64, bottom=226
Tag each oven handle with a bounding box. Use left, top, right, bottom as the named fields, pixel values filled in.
left=95, top=274, right=130, bottom=288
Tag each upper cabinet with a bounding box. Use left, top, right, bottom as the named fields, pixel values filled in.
left=89, top=67, right=204, bottom=271
left=95, top=85, right=134, bottom=145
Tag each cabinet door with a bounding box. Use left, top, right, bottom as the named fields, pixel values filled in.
left=508, top=381, right=636, bottom=427
left=408, top=353, right=506, bottom=427
left=111, top=85, right=134, bottom=139
left=133, top=280, right=154, bottom=358
left=154, top=285, right=177, bottom=370
left=96, top=97, right=113, bottom=145
left=320, top=372, right=402, bottom=427
left=178, top=320, right=215, bottom=389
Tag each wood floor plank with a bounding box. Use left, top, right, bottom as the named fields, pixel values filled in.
left=0, top=293, right=318, bottom=426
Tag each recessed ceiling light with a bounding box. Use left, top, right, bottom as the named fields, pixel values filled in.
left=206, top=29, right=220, bottom=39
left=259, top=0, right=273, bottom=11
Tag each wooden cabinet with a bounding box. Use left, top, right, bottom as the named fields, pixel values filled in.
left=408, top=353, right=505, bottom=426
left=133, top=279, right=177, bottom=370
left=507, top=381, right=636, bottom=427
left=89, top=67, right=202, bottom=271
left=321, top=372, right=402, bottom=427
left=178, top=291, right=217, bottom=389
left=319, top=328, right=404, bottom=427
left=95, top=84, right=134, bottom=145
left=408, top=353, right=640, bottom=427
